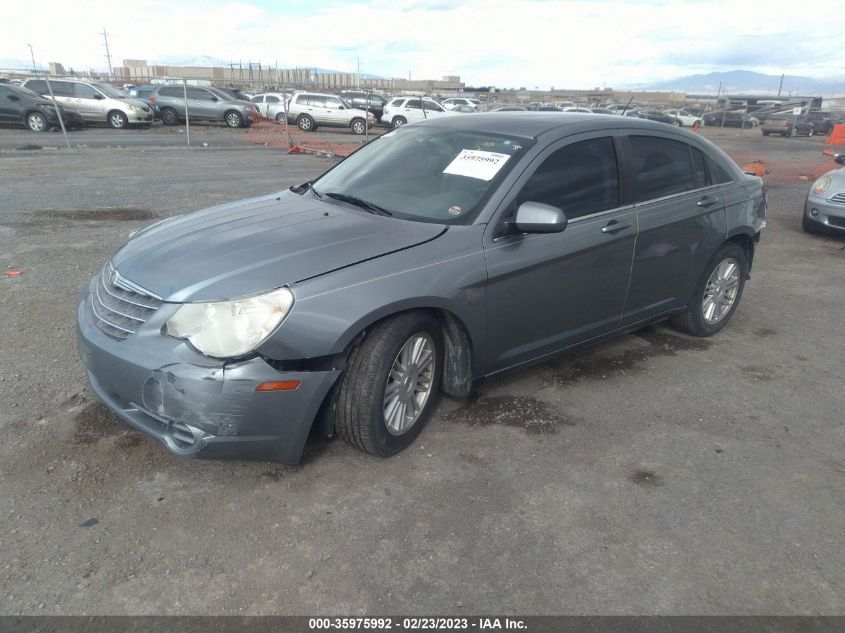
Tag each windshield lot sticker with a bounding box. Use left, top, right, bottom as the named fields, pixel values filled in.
left=448, top=205, right=463, bottom=216
left=444, top=150, right=511, bottom=181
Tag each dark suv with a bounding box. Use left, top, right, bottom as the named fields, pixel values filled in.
left=340, top=90, right=388, bottom=123
left=0, top=83, right=84, bottom=131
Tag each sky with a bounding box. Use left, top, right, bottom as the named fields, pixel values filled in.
left=2, top=0, right=843, bottom=89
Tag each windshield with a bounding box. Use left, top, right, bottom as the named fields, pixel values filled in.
left=209, top=88, right=236, bottom=101
left=311, top=127, right=532, bottom=224
left=93, top=83, right=126, bottom=98
left=338, top=97, right=353, bottom=109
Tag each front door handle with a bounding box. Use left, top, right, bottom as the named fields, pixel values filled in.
left=601, top=220, right=632, bottom=234
left=697, top=195, right=719, bottom=207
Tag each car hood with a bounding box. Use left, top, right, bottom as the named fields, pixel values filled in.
left=111, top=190, right=447, bottom=302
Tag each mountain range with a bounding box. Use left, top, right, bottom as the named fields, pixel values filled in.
left=634, top=70, right=845, bottom=95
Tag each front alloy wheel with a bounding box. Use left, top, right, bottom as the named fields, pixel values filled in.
left=225, top=111, right=243, bottom=128
left=26, top=111, right=47, bottom=132
left=109, top=111, right=127, bottom=129
left=333, top=312, right=443, bottom=457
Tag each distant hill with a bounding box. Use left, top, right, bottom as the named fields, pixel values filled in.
left=635, top=70, right=845, bottom=95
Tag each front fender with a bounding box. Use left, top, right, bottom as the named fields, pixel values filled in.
left=256, top=225, right=488, bottom=376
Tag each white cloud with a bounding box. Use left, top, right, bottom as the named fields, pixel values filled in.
left=2, top=0, right=843, bottom=87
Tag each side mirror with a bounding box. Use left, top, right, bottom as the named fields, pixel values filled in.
left=514, top=201, right=568, bottom=233
left=836, top=155, right=845, bottom=166
left=94, top=94, right=105, bottom=100
left=8, top=95, right=20, bottom=101
left=211, top=96, right=218, bottom=102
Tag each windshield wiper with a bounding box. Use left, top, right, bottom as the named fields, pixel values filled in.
left=324, top=192, right=392, bottom=216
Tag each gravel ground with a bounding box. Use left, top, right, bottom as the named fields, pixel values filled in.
left=0, top=128, right=843, bottom=615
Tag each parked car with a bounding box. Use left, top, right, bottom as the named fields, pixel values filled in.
left=340, top=91, right=388, bottom=122
left=215, top=87, right=252, bottom=102
left=703, top=111, right=759, bottom=128
left=663, top=109, right=702, bottom=127
left=803, top=110, right=837, bottom=135
left=77, top=114, right=766, bottom=463
left=149, top=84, right=258, bottom=128
left=126, top=85, right=160, bottom=119
left=562, top=107, right=592, bottom=113
left=627, top=109, right=679, bottom=125
left=249, top=93, right=289, bottom=122
left=22, top=78, right=153, bottom=128
left=605, top=104, right=637, bottom=115
left=760, top=116, right=815, bottom=137
left=803, top=152, right=845, bottom=234
left=589, top=107, right=614, bottom=115
left=451, top=104, right=478, bottom=113
left=286, top=92, right=375, bottom=133
left=442, top=97, right=480, bottom=111
left=491, top=105, right=528, bottom=112
left=0, top=83, right=84, bottom=131
left=382, top=97, right=454, bottom=129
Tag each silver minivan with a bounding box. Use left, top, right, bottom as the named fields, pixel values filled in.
left=22, top=79, right=153, bottom=128
left=286, top=92, right=375, bottom=134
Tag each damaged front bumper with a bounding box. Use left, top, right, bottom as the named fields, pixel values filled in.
left=76, top=278, right=341, bottom=463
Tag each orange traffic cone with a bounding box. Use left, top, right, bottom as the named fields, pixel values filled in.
left=827, top=123, right=845, bottom=145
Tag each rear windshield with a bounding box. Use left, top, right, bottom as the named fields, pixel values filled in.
left=311, top=127, right=532, bottom=224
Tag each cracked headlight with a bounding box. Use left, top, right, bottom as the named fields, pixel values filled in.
left=165, top=287, right=294, bottom=358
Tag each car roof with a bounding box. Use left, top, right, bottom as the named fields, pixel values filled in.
left=410, top=111, right=699, bottom=140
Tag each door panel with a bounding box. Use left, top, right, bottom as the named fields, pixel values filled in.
left=619, top=134, right=728, bottom=325
left=483, top=133, right=636, bottom=374
left=485, top=210, right=636, bottom=372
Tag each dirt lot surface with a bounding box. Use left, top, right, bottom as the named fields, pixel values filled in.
left=1, top=125, right=843, bottom=615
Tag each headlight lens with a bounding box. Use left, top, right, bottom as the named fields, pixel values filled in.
left=811, top=175, right=831, bottom=196
left=165, top=287, right=294, bottom=358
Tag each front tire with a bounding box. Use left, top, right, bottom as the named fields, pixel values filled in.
left=334, top=312, right=443, bottom=457
left=26, top=111, right=48, bottom=132
left=350, top=118, right=366, bottom=135
left=225, top=110, right=243, bottom=128
left=671, top=242, right=748, bottom=337
left=108, top=110, right=128, bottom=129
left=392, top=116, right=407, bottom=129
left=297, top=114, right=315, bottom=132
left=275, top=112, right=285, bottom=124
left=160, top=107, right=179, bottom=125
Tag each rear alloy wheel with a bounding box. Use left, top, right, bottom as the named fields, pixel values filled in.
left=333, top=312, right=443, bottom=457
left=350, top=118, right=366, bottom=135
left=108, top=110, right=128, bottom=129
left=160, top=107, right=178, bottom=125
left=26, top=111, right=48, bottom=132
left=275, top=112, right=285, bottom=124
left=671, top=242, right=748, bottom=337
left=392, top=116, right=407, bottom=129
left=297, top=114, right=315, bottom=132
left=225, top=111, right=243, bottom=128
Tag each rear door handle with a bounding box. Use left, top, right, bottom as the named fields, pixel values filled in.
left=697, top=195, right=719, bottom=207
left=601, top=220, right=632, bottom=234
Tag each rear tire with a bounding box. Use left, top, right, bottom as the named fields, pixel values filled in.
left=392, top=116, right=407, bottom=129
left=671, top=242, right=748, bottom=337
left=762, top=130, right=770, bottom=136
left=26, top=111, right=48, bottom=132
left=334, top=312, right=443, bottom=457
left=275, top=112, right=285, bottom=124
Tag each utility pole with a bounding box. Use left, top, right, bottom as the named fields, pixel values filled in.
left=27, top=43, right=37, bottom=73
left=101, top=27, right=113, bottom=77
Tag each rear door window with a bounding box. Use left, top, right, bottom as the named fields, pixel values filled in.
left=158, top=86, right=184, bottom=98
left=406, top=100, right=422, bottom=110
left=73, top=83, right=99, bottom=99
left=50, top=81, right=74, bottom=97
left=629, top=136, right=698, bottom=201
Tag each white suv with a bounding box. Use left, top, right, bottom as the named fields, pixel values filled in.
left=286, top=92, right=375, bottom=134
left=441, top=97, right=480, bottom=111
left=382, top=97, right=455, bottom=129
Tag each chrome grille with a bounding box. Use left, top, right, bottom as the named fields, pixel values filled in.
left=829, top=192, right=845, bottom=205
left=90, top=264, right=162, bottom=340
